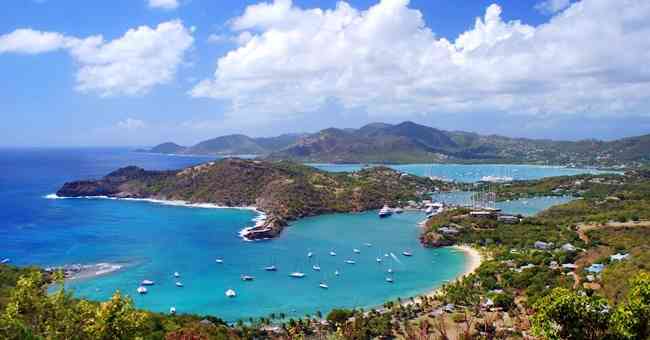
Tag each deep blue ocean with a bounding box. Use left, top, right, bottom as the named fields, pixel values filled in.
left=0, top=148, right=603, bottom=321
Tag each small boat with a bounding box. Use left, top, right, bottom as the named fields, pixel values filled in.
left=402, top=251, right=413, bottom=257
left=173, top=272, right=180, bottom=278
left=1, top=258, right=10, bottom=264
left=225, top=289, right=236, bottom=297
left=319, top=282, right=329, bottom=289
left=307, top=252, right=313, bottom=258
left=141, top=280, right=155, bottom=286
left=353, top=248, right=361, bottom=254
left=215, top=258, right=224, bottom=264
left=169, top=306, right=176, bottom=314
left=378, top=205, right=393, bottom=218
left=384, top=253, right=389, bottom=257
left=334, top=270, right=340, bottom=276
left=137, top=286, right=147, bottom=294
left=175, top=282, right=183, bottom=287
left=385, top=277, right=394, bottom=283
left=240, top=275, right=255, bottom=281
left=376, top=257, right=382, bottom=263
left=364, top=242, right=372, bottom=247
left=264, top=265, right=277, bottom=271
left=289, top=272, right=306, bottom=278
left=329, top=251, right=337, bottom=256
left=312, top=265, right=321, bottom=271
left=345, top=259, right=356, bottom=265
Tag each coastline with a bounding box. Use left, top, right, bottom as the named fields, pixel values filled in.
left=45, top=193, right=267, bottom=241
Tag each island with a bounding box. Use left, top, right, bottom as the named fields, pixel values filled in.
left=56, top=158, right=441, bottom=240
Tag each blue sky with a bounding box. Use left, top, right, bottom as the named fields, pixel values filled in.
left=1, top=0, right=649, bottom=147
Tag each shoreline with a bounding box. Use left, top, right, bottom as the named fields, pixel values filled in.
left=45, top=193, right=267, bottom=241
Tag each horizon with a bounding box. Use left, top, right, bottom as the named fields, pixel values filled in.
left=2, top=0, right=650, bottom=146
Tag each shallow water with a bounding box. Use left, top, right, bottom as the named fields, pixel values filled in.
left=1, top=148, right=586, bottom=320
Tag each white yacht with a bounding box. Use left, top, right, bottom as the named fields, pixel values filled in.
left=240, top=275, right=255, bottom=281
left=334, top=270, right=340, bottom=276
left=137, top=286, right=148, bottom=294
left=289, top=272, right=306, bottom=278
left=345, top=259, right=356, bottom=264
left=394, top=207, right=403, bottom=214
left=141, top=280, right=155, bottom=286
left=225, top=289, right=236, bottom=297
left=173, top=272, right=180, bottom=278
left=264, top=265, right=277, bottom=271
left=387, top=268, right=393, bottom=273
left=175, top=282, right=183, bottom=287
left=376, top=257, right=382, bottom=263
left=319, top=282, right=329, bottom=289
left=402, top=251, right=413, bottom=257
left=385, top=276, right=394, bottom=283
left=364, top=242, right=372, bottom=247
left=312, top=264, right=321, bottom=271
left=353, top=248, right=361, bottom=254
left=307, top=251, right=313, bottom=258
left=215, top=258, right=224, bottom=264
left=329, top=251, right=337, bottom=256
left=169, top=306, right=176, bottom=314
left=378, top=205, right=393, bottom=218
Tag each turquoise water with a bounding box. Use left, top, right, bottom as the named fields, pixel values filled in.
left=309, top=163, right=611, bottom=182
left=63, top=207, right=462, bottom=321
left=431, top=192, right=575, bottom=216
left=1, top=148, right=586, bottom=321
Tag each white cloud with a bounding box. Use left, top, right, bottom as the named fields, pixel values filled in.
left=117, top=118, right=146, bottom=130
left=147, top=0, right=179, bottom=10
left=0, top=20, right=194, bottom=96
left=0, top=29, right=73, bottom=54
left=535, top=0, right=572, bottom=14
left=191, top=0, right=650, bottom=121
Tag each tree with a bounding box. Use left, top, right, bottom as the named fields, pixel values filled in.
left=610, top=272, right=650, bottom=339
left=531, top=287, right=611, bottom=340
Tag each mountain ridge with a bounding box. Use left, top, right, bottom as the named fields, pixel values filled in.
left=138, top=121, right=650, bottom=167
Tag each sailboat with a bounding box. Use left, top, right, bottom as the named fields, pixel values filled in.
left=290, top=258, right=306, bottom=278
left=290, top=272, right=306, bottom=278
left=240, top=274, right=255, bottom=281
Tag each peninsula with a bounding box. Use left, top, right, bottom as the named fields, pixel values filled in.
left=56, top=159, right=440, bottom=240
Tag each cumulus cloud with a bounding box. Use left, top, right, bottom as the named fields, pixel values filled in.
left=147, top=0, right=179, bottom=10
left=535, top=0, right=572, bottom=14
left=0, top=20, right=194, bottom=96
left=117, top=118, right=146, bottom=130
left=191, top=0, right=650, bottom=120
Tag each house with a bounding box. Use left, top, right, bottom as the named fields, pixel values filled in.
left=586, top=263, right=605, bottom=273
left=534, top=241, right=553, bottom=250
left=498, top=215, right=520, bottom=224
left=438, top=226, right=459, bottom=235
left=610, top=253, right=630, bottom=261
left=562, top=263, right=578, bottom=270
left=561, top=243, right=577, bottom=252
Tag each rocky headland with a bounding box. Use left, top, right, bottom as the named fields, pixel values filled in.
left=57, top=159, right=438, bottom=240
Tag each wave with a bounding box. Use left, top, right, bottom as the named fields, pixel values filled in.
left=44, top=194, right=267, bottom=241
